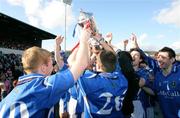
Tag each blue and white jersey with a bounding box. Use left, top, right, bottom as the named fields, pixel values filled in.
left=136, top=68, right=149, bottom=81
left=59, top=51, right=68, bottom=64
left=134, top=68, right=148, bottom=102
left=136, top=49, right=180, bottom=117
left=69, top=83, right=84, bottom=113
left=57, top=63, right=72, bottom=115
left=137, top=49, right=159, bottom=73
left=153, top=64, right=180, bottom=118
left=59, top=91, right=70, bottom=113
left=67, top=83, right=84, bottom=118
left=134, top=67, right=153, bottom=118
left=78, top=70, right=128, bottom=118
left=0, top=69, right=74, bottom=118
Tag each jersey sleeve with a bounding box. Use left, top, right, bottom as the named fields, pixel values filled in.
left=44, top=69, right=75, bottom=107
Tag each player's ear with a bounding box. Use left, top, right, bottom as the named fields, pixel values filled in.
left=41, top=64, right=47, bottom=74
left=170, top=57, right=175, bottom=64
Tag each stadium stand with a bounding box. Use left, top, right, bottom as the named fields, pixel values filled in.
left=0, top=12, right=56, bottom=100
left=0, top=12, right=56, bottom=51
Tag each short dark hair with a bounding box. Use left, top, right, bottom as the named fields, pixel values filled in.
left=99, top=50, right=116, bottom=72
left=159, top=47, right=176, bottom=59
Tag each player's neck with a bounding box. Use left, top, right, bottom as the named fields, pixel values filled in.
left=133, top=65, right=139, bottom=71
left=25, top=69, right=44, bottom=75
left=96, top=68, right=104, bottom=72
left=162, top=64, right=172, bottom=76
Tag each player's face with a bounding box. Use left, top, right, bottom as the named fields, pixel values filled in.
left=44, top=57, right=53, bottom=76
left=157, top=52, right=172, bottom=69
left=130, top=50, right=142, bottom=67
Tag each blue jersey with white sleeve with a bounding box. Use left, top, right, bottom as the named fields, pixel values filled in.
left=78, top=70, right=128, bottom=118
left=0, top=69, right=74, bottom=118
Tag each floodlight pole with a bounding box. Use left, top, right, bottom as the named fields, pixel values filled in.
left=63, top=0, right=72, bottom=51
left=64, top=4, right=67, bottom=51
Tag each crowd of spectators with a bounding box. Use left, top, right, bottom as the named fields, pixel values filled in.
left=0, top=38, right=37, bottom=50
left=0, top=47, right=68, bottom=101
left=0, top=50, right=23, bottom=101
left=0, top=37, right=40, bottom=101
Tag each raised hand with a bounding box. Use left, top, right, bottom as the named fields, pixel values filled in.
left=130, top=33, right=137, bottom=42
left=55, top=35, right=64, bottom=46
left=130, top=33, right=139, bottom=49
left=80, top=20, right=92, bottom=42
left=105, top=32, right=113, bottom=44
left=123, top=39, right=129, bottom=51
left=55, top=35, right=64, bottom=69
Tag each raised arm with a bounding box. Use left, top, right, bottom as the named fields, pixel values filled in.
left=130, top=33, right=139, bottom=49
left=123, top=39, right=128, bottom=51
left=103, top=32, right=122, bottom=53
left=67, top=46, right=78, bottom=67
left=55, top=35, right=64, bottom=69
left=69, top=23, right=91, bottom=81
left=129, top=33, right=158, bottom=71
left=93, top=33, right=115, bottom=54
left=105, top=32, right=113, bottom=44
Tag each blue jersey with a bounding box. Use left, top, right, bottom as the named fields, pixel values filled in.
left=134, top=67, right=154, bottom=118
left=78, top=70, right=128, bottom=118
left=134, top=68, right=148, bottom=102
left=153, top=64, right=180, bottom=118
left=139, top=49, right=180, bottom=117
left=0, top=69, right=74, bottom=118
left=69, top=83, right=84, bottom=113
left=59, top=91, right=70, bottom=113
left=67, top=83, right=84, bottom=118
left=59, top=64, right=84, bottom=117
left=59, top=51, right=68, bottom=64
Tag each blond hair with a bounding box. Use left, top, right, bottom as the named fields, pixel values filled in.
left=22, top=46, right=52, bottom=73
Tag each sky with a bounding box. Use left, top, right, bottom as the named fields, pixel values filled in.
left=0, top=0, right=180, bottom=53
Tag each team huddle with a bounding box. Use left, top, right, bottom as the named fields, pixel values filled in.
left=0, top=11, right=180, bottom=118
